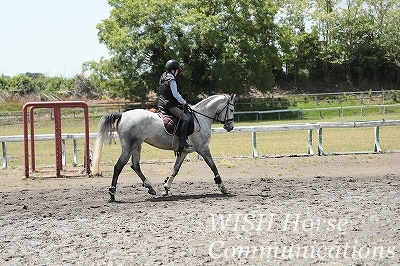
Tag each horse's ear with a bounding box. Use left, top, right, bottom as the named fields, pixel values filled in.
left=230, top=94, right=236, bottom=101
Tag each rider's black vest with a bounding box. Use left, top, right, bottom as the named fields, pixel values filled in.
left=158, top=72, right=182, bottom=109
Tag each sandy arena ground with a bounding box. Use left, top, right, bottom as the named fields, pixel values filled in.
left=0, top=153, right=399, bottom=265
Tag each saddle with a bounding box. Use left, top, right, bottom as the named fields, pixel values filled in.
left=158, top=110, right=194, bottom=136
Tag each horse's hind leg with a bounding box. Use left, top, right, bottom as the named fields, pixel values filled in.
left=163, top=151, right=188, bottom=196
left=109, top=148, right=133, bottom=202
left=130, top=145, right=156, bottom=195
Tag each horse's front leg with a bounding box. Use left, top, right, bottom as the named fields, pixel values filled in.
left=163, top=151, right=188, bottom=196
left=198, top=147, right=229, bottom=194
left=130, top=146, right=156, bottom=195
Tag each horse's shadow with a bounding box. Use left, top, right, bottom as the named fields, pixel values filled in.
left=107, top=192, right=236, bottom=204
left=147, top=193, right=236, bottom=202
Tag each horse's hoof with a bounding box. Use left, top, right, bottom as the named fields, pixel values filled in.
left=90, top=173, right=103, bottom=177
left=162, top=188, right=171, bottom=197
left=108, top=194, right=116, bottom=203
left=108, top=186, right=117, bottom=202
left=219, top=186, right=229, bottom=194
left=147, top=187, right=156, bottom=195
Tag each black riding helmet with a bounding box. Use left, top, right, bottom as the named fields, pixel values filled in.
left=165, top=60, right=180, bottom=71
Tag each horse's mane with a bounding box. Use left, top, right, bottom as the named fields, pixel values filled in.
left=194, top=94, right=228, bottom=108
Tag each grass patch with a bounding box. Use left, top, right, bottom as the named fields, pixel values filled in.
left=0, top=102, right=23, bottom=112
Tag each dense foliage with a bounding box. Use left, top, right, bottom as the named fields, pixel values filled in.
left=2, top=0, right=400, bottom=102
left=0, top=73, right=99, bottom=101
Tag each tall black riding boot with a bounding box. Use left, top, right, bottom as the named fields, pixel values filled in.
left=179, top=120, right=191, bottom=150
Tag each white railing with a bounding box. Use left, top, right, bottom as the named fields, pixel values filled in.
left=1, top=120, right=400, bottom=168
left=214, top=119, right=400, bottom=157
left=0, top=133, right=96, bottom=169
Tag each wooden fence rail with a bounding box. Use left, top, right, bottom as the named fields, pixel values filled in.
left=2, top=103, right=400, bottom=125
left=1, top=120, right=400, bottom=169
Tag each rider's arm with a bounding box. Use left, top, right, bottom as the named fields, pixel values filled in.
left=169, top=79, right=187, bottom=105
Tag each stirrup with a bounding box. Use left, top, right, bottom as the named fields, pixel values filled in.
left=179, top=137, right=191, bottom=149
left=175, top=142, right=191, bottom=157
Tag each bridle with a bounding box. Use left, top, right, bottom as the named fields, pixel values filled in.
left=214, top=100, right=235, bottom=127
left=190, top=97, right=235, bottom=128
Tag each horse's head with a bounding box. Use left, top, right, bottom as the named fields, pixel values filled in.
left=215, top=94, right=236, bottom=132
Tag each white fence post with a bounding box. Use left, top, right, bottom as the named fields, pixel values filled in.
left=252, top=132, right=258, bottom=158
left=307, top=130, right=314, bottom=155
left=374, top=126, right=382, bottom=153
left=73, top=139, right=78, bottom=166
left=62, top=139, right=66, bottom=165
left=2, top=141, right=6, bottom=169
left=318, top=128, right=325, bottom=155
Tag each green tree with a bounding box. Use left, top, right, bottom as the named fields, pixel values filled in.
left=382, top=1, right=400, bottom=84
left=7, top=74, right=36, bottom=94
left=89, top=0, right=281, bottom=101
left=73, top=74, right=99, bottom=99
left=365, top=0, right=400, bottom=84
left=310, top=0, right=400, bottom=86
left=0, top=75, right=8, bottom=91
left=311, top=0, right=340, bottom=81
left=276, top=0, right=323, bottom=84
left=329, top=0, right=375, bottom=83
left=44, top=77, right=67, bottom=93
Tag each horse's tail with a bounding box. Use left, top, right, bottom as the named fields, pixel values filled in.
left=91, top=112, right=122, bottom=176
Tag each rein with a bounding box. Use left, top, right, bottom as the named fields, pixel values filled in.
left=190, top=98, right=235, bottom=127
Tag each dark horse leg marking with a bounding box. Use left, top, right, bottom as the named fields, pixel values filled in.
left=109, top=146, right=132, bottom=202
left=197, top=147, right=229, bottom=194
left=163, top=145, right=229, bottom=196
left=109, top=141, right=156, bottom=202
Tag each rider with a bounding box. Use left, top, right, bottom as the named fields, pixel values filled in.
left=158, top=59, right=191, bottom=150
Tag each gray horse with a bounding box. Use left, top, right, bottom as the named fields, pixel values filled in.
left=91, top=94, right=236, bottom=202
